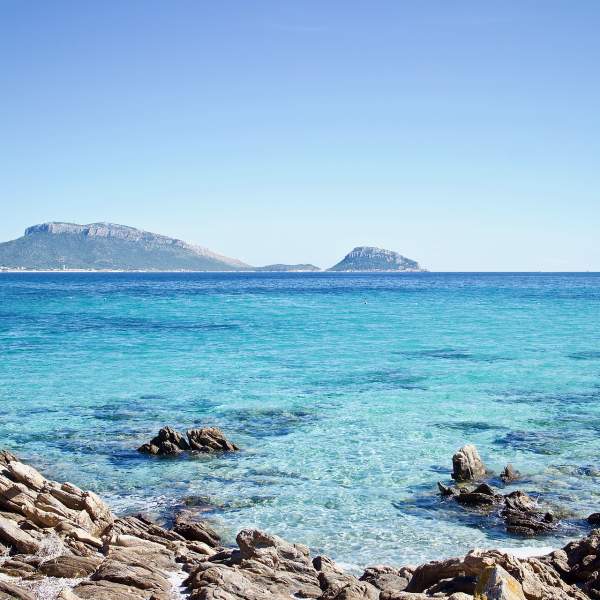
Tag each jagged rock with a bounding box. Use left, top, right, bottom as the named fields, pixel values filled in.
left=500, top=464, right=520, bottom=483
left=501, top=491, right=555, bottom=535
left=438, top=482, right=459, bottom=497
left=475, top=564, right=526, bottom=599
left=138, top=426, right=239, bottom=455
left=315, top=555, right=362, bottom=597
left=187, top=428, right=239, bottom=453
left=360, top=564, right=412, bottom=593
left=455, top=483, right=502, bottom=507
left=236, top=528, right=321, bottom=595
left=138, top=426, right=189, bottom=455
left=440, top=479, right=557, bottom=537
left=174, top=512, right=221, bottom=547
left=452, top=445, right=487, bottom=482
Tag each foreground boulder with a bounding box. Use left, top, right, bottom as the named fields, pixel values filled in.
left=138, top=426, right=239, bottom=455
left=452, top=444, right=487, bottom=481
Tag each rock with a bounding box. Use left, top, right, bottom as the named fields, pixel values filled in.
left=173, top=512, right=221, bottom=547
left=90, top=558, right=172, bottom=596
left=138, top=426, right=189, bottom=455
left=426, top=575, right=476, bottom=595
left=0, top=580, right=36, bottom=600
left=73, top=579, right=151, bottom=599
left=0, top=514, right=41, bottom=553
left=452, top=445, right=487, bottom=482
left=5, top=459, right=47, bottom=491
left=187, top=428, right=239, bottom=453
left=360, top=565, right=411, bottom=593
left=38, top=554, right=102, bottom=578
left=475, top=565, right=526, bottom=599
left=82, top=490, right=114, bottom=536
left=501, top=491, right=555, bottom=535
left=456, top=483, right=502, bottom=507
left=500, top=464, right=520, bottom=483
left=138, top=426, right=239, bottom=455
left=438, top=482, right=458, bottom=497
left=587, top=513, right=600, bottom=525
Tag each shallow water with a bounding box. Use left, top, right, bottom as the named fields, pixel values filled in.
left=1, top=272, right=599, bottom=568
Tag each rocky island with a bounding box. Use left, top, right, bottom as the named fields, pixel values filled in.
left=328, top=247, right=424, bottom=272
left=0, top=223, right=250, bottom=272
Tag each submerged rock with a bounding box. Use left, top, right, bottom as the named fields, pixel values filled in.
left=451, top=445, right=487, bottom=482
left=138, top=426, right=239, bottom=455
left=438, top=481, right=557, bottom=536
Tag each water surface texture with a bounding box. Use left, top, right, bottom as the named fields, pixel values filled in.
left=1, top=272, right=600, bottom=567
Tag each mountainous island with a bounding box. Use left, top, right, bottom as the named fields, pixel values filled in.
left=328, top=246, right=424, bottom=272
left=0, top=222, right=425, bottom=272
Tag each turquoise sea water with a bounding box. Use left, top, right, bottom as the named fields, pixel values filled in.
left=1, top=272, right=600, bottom=568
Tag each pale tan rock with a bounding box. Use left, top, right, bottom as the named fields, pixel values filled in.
left=0, top=514, right=41, bottom=553
left=6, top=460, right=46, bottom=491
left=452, top=444, right=487, bottom=481
left=0, top=579, right=36, bottom=600
left=82, top=491, right=113, bottom=536
left=475, top=565, right=525, bottom=599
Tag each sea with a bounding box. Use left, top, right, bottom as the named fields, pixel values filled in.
left=1, top=271, right=599, bottom=569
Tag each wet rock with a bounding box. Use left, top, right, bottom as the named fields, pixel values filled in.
left=138, top=426, right=190, bottom=455
left=438, top=482, right=458, bottom=497
left=138, top=426, right=239, bottom=455
left=452, top=444, right=486, bottom=482
left=455, top=483, right=502, bottom=507
left=587, top=513, right=600, bottom=525
left=441, top=478, right=557, bottom=537
left=187, top=427, right=239, bottom=453
left=173, top=512, right=221, bottom=547
left=502, top=491, right=555, bottom=535
left=500, top=464, right=520, bottom=483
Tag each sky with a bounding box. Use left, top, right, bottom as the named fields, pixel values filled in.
left=1, top=1, right=599, bottom=271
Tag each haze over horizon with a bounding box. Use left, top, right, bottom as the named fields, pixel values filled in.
left=2, top=2, right=599, bottom=271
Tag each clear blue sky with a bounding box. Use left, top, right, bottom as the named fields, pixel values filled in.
left=1, top=1, right=599, bottom=270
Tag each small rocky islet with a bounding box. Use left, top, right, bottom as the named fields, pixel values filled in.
left=2, top=436, right=600, bottom=599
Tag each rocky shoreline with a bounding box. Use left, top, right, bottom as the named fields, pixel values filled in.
left=2, top=439, right=600, bottom=600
